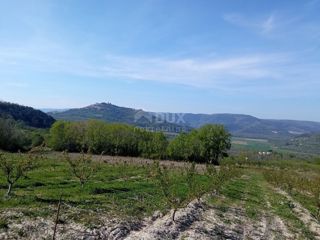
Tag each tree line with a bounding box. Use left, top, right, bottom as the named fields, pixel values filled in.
left=49, top=120, right=231, bottom=164
left=49, top=120, right=168, bottom=159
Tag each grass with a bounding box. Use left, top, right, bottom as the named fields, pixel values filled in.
left=209, top=170, right=267, bottom=220
left=208, top=166, right=319, bottom=239
left=0, top=151, right=319, bottom=239
left=0, top=156, right=164, bottom=220
left=265, top=185, right=315, bottom=239
left=231, top=137, right=273, bottom=152
left=0, top=153, right=218, bottom=224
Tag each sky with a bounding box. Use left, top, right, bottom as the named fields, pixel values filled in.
left=0, top=0, right=320, bottom=121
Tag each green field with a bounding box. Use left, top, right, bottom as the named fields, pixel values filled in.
left=231, top=136, right=320, bottom=158
left=231, top=137, right=274, bottom=151
left=0, top=152, right=319, bottom=239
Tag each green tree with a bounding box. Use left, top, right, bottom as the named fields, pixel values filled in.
left=85, top=120, right=110, bottom=154
left=48, top=121, right=68, bottom=151
left=168, top=124, right=230, bottom=164
left=139, top=131, right=168, bottom=159
left=167, top=133, right=190, bottom=161
left=198, top=124, right=231, bottom=165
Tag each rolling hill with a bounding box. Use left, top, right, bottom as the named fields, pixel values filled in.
left=182, top=113, right=320, bottom=139
left=50, top=103, right=191, bottom=133
left=0, top=101, right=55, bottom=128
left=49, top=102, right=320, bottom=139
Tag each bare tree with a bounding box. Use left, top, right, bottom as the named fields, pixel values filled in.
left=63, top=151, right=98, bottom=188
left=0, top=153, right=35, bottom=197
left=153, top=161, right=183, bottom=222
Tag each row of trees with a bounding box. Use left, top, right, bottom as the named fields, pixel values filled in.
left=49, top=120, right=168, bottom=159
left=49, top=120, right=231, bottom=164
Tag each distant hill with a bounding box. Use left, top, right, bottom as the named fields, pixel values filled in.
left=50, top=103, right=190, bottom=133
left=40, top=108, right=69, bottom=113
left=272, top=133, right=320, bottom=155
left=182, top=113, right=320, bottom=139
left=49, top=102, right=320, bottom=139
left=0, top=102, right=55, bottom=128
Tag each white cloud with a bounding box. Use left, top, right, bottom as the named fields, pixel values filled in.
left=0, top=42, right=318, bottom=95
left=223, top=13, right=276, bottom=35
left=261, top=15, right=275, bottom=34
left=97, top=54, right=288, bottom=88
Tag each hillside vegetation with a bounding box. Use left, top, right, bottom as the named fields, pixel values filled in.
left=0, top=101, right=55, bottom=128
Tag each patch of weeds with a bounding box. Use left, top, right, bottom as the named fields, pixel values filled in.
left=286, top=200, right=295, bottom=209
left=246, top=206, right=258, bottom=219
left=0, top=218, right=8, bottom=230
left=17, top=228, right=26, bottom=237
left=223, top=218, right=232, bottom=224
left=217, top=204, right=228, bottom=213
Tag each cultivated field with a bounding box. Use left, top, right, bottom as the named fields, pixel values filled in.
left=0, top=152, right=319, bottom=239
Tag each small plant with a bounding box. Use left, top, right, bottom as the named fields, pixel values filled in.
left=53, top=194, right=63, bottom=240
left=119, top=160, right=129, bottom=180
left=154, top=161, right=183, bottom=222
left=212, top=167, right=226, bottom=195
left=0, top=217, right=8, bottom=230
left=311, top=178, right=320, bottom=221
left=63, top=151, right=98, bottom=188
left=205, top=163, right=217, bottom=176
left=287, top=200, right=295, bottom=209
left=186, top=162, right=206, bottom=202
left=0, top=152, right=36, bottom=198
left=205, top=163, right=220, bottom=194
left=205, top=164, right=240, bottom=196
left=186, top=162, right=197, bottom=198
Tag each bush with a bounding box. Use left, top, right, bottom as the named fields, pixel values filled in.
left=168, top=124, right=231, bottom=164
left=0, top=118, right=31, bottom=152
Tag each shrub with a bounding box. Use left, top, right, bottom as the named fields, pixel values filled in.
left=0, top=118, right=31, bottom=152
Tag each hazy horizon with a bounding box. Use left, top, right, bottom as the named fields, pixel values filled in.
left=1, top=0, right=320, bottom=121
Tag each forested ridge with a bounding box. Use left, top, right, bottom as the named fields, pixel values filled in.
left=0, top=101, right=55, bottom=128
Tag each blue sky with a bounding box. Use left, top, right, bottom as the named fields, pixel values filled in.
left=0, top=0, right=320, bottom=121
